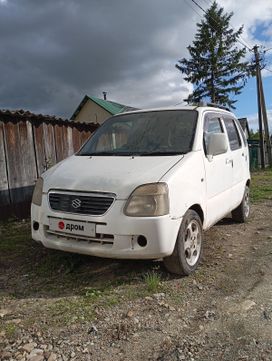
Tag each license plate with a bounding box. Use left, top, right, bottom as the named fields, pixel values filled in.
left=49, top=218, right=96, bottom=237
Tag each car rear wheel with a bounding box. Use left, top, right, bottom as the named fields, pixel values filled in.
left=232, top=185, right=250, bottom=223
left=163, top=210, right=203, bottom=275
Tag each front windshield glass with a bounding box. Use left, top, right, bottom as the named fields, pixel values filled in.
left=78, top=110, right=198, bottom=156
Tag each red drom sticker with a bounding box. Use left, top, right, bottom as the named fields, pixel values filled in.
left=58, top=221, right=65, bottom=230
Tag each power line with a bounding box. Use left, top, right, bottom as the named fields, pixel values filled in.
left=199, top=0, right=212, bottom=6
left=173, top=100, right=187, bottom=106
left=232, top=32, right=253, bottom=52
left=189, top=0, right=253, bottom=52
left=198, top=0, right=253, bottom=50
left=191, top=0, right=206, bottom=13
left=189, top=0, right=272, bottom=56
left=184, top=0, right=203, bottom=19
left=263, top=67, right=272, bottom=73
left=264, top=47, right=272, bottom=53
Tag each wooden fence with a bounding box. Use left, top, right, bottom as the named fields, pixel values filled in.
left=0, top=110, right=98, bottom=219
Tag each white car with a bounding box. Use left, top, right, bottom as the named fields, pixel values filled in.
left=31, top=105, right=250, bottom=275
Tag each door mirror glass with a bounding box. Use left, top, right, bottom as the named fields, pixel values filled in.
left=206, top=133, right=228, bottom=156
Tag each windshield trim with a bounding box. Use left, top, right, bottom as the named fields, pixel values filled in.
left=76, top=109, right=198, bottom=157
left=77, top=151, right=188, bottom=157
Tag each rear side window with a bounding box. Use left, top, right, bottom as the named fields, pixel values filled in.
left=223, top=118, right=241, bottom=151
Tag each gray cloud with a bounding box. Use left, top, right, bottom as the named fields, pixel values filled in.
left=3, top=0, right=270, bottom=121
left=0, top=0, right=195, bottom=117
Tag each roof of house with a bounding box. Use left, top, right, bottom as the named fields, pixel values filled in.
left=71, top=95, right=137, bottom=120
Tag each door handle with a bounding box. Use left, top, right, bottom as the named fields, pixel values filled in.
left=226, top=158, right=233, bottom=166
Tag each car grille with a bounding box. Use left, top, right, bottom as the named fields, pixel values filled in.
left=48, top=192, right=115, bottom=216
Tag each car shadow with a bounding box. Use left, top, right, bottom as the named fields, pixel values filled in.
left=216, top=216, right=237, bottom=226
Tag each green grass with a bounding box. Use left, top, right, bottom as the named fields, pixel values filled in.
left=47, top=297, right=94, bottom=325
left=0, top=322, right=17, bottom=338
left=46, top=285, right=121, bottom=326
left=0, top=221, right=30, bottom=253
left=251, top=168, right=272, bottom=202
left=143, top=270, right=162, bottom=292
left=45, top=274, right=165, bottom=327
left=84, top=287, right=103, bottom=299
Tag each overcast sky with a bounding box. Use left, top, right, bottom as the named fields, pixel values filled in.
left=0, top=0, right=272, bottom=128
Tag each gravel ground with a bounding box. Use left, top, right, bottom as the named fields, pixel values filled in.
left=0, top=200, right=272, bottom=361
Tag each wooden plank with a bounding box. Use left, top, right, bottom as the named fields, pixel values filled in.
left=81, top=129, right=91, bottom=145
left=4, top=122, right=22, bottom=191
left=72, top=127, right=82, bottom=153
left=43, top=123, right=57, bottom=170
left=4, top=121, right=37, bottom=217
left=67, top=126, right=74, bottom=156
left=0, top=122, right=10, bottom=212
left=18, top=121, right=37, bottom=186
left=61, top=126, right=69, bottom=159
left=55, top=124, right=71, bottom=162
left=54, top=124, right=64, bottom=162
left=33, top=122, right=46, bottom=176
left=0, top=122, right=9, bottom=192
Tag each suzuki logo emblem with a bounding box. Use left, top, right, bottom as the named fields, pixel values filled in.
left=72, top=198, right=81, bottom=209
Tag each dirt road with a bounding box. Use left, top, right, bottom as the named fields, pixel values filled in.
left=1, top=198, right=272, bottom=360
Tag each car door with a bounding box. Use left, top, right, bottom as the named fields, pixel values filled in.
left=222, top=116, right=246, bottom=209
left=203, top=113, right=233, bottom=227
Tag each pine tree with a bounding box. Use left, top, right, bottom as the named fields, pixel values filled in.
left=176, top=1, right=249, bottom=109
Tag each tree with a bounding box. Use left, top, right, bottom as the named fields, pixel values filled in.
left=249, top=129, right=260, bottom=140
left=176, top=1, right=248, bottom=109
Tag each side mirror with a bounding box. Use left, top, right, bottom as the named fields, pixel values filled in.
left=206, top=133, right=228, bottom=157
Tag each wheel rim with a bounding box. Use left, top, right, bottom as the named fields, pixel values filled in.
left=244, top=188, right=250, bottom=218
left=183, top=220, right=202, bottom=266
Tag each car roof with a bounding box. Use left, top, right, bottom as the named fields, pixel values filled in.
left=114, top=105, right=235, bottom=118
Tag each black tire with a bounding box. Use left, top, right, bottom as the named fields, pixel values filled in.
left=163, top=210, right=203, bottom=276
left=232, top=185, right=250, bottom=223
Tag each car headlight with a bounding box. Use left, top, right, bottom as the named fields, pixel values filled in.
left=124, top=183, right=169, bottom=217
left=32, top=177, right=44, bottom=206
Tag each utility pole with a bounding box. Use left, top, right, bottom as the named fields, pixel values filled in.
left=253, top=45, right=265, bottom=169
left=259, top=74, right=272, bottom=167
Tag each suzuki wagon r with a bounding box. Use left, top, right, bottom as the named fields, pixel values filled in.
left=31, top=105, right=250, bottom=275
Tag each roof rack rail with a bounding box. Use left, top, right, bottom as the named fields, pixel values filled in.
left=206, top=103, right=230, bottom=112
left=192, top=102, right=230, bottom=112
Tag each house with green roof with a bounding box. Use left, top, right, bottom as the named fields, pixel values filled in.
left=71, top=95, right=137, bottom=124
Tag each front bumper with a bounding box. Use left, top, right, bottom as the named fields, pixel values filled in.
left=31, top=194, right=181, bottom=259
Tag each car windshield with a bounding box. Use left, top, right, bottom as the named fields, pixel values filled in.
left=78, top=110, right=198, bottom=156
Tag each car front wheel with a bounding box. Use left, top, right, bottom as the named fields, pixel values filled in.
left=163, top=210, right=203, bottom=276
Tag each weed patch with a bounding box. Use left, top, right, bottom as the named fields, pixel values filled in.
left=0, top=322, right=17, bottom=338
left=143, top=270, right=162, bottom=292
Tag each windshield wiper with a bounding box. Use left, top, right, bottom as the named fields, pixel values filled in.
left=78, top=151, right=146, bottom=156
left=78, top=151, right=118, bottom=156
left=138, top=151, right=187, bottom=156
